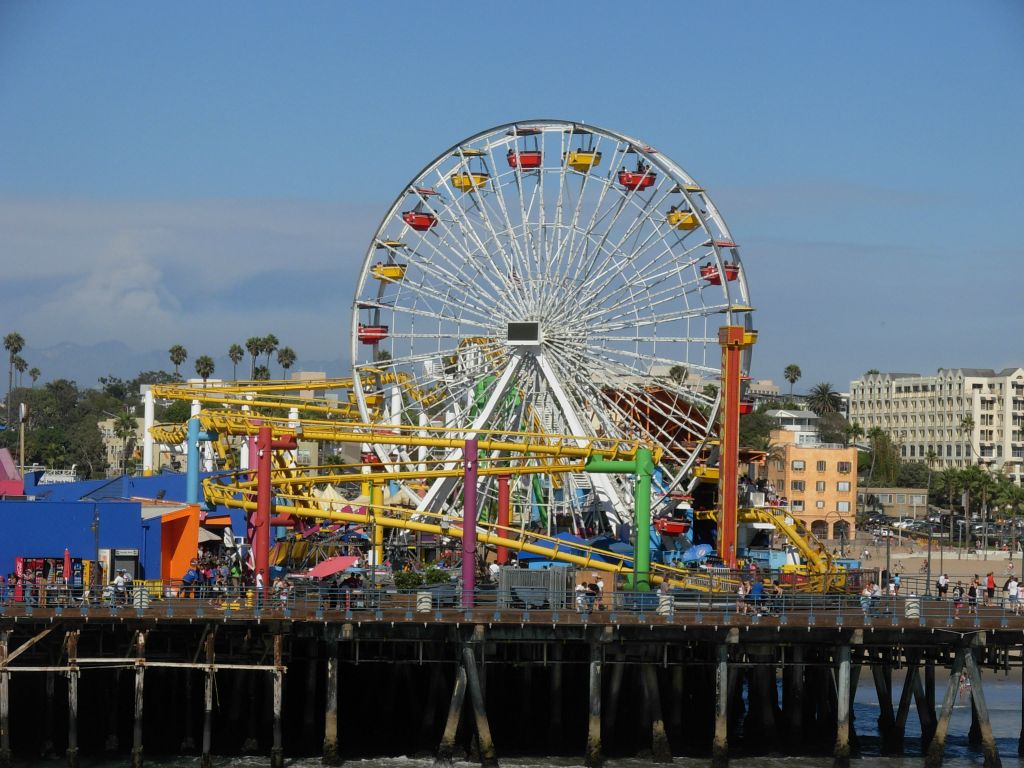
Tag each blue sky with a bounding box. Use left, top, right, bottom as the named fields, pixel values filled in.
left=1, top=1, right=1022, bottom=389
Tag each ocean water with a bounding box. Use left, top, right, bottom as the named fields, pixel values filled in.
left=11, top=675, right=1024, bottom=767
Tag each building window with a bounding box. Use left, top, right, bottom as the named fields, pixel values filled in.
left=792, top=500, right=804, bottom=512
left=791, top=460, right=805, bottom=471
left=837, top=501, right=851, bottom=512
left=791, top=480, right=805, bottom=492
left=896, top=494, right=906, bottom=504
left=816, top=481, right=826, bottom=492
left=811, top=520, right=828, bottom=539
left=816, top=460, right=826, bottom=472
left=837, top=461, right=852, bottom=474
left=816, top=500, right=825, bottom=509
left=837, top=481, right=851, bottom=492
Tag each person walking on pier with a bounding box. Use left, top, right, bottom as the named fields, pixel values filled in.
left=953, top=581, right=964, bottom=618
left=255, top=569, right=265, bottom=611
left=1008, top=575, right=1020, bottom=615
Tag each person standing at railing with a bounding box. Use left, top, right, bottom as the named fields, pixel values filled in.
left=967, top=578, right=978, bottom=614
left=953, top=581, right=964, bottom=619
left=737, top=580, right=749, bottom=615
left=985, top=572, right=996, bottom=607
left=255, top=569, right=265, bottom=611
left=1007, top=575, right=1020, bottom=615
left=937, top=573, right=949, bottom=600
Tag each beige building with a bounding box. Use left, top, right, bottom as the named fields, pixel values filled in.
left=856, top=486, right=929, bottom=519
left=766, top=429, right=858, bottom=541
left=849, top=368, right=1024, bottom=483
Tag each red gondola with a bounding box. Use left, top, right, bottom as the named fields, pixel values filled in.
left=700, top=263, right=740, bottom=285
left=507, top=149, right=542, bottom=169
left=739, top=400, right=754, bottom=415
left=402, top=210, right=437, bottom=231
left=358, top=324, right=389, bottom=345
left=618, top=169, right=656, bottom=191
left=654, top=518, right=691, bottom=536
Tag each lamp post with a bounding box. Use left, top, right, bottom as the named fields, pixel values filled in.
left=926, top=528, right=933, bottom=597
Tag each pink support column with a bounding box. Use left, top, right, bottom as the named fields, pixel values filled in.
left=255, top=427, right=273, bottom=584
left=462, top=439, right=478, bottom=608
left=497, top=474, right=510, bottom=565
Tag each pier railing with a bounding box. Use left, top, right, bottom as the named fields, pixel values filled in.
left=3, top=580, right=1023, bottom=628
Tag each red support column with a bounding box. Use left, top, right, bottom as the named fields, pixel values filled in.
left=717, top=325, right=756, bottom=569
left=254, top=427, right=297, bottom=586
left=496, top=474, right=510, bottom=565
left=462, top=439, right=478, bottom=607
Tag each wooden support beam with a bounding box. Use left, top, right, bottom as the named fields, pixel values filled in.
left=548, top=643, right=562, bottom=748
left=602, top=654, right=624, bottom=745
left=463, top=646, right=497, bottom=768
left=437, top=665, right=467, bottom=765
left=130, top=631, right=147, bottom=768
left=66, top=631, right=79, bottom=768
left=834, top=645, right=851, bottom=768
left=787, top=644, right=804, bottom=738
left=323, top=647, right=340, bottom=766
left=5, top=628, right=53, bottom=664
left=643, top=664, right=672, bottom=763
left=921, top=659, right=937, bottom=750
left=1, top=631, right=12, bottom=768
left=271, top=635, right=284, bottom=768
left=712, top=644, right=729, bottom=768
left=964, top=648, right=1002, bottom=768
left=585, top=644, right=602, bottom=767
left=924, top=649, right=966, bottom=768
left=201, top=631, right=215, bottom=768
left=893, top=659, right=921, bottom=755
left=42, top=670, right=56, bottom=757
left=871, top=663, right=898, bottom=754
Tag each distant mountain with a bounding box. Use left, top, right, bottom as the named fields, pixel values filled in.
left=18, top=342, right=347, bottom=389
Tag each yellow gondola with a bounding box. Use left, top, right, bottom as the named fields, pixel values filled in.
left=451, top=172, right=489, bottom=192
left=564, top=150, right=602, bottom=172
left=667, top=209, right=699, bottom=230
left=370, top=263, right=407, bottom=282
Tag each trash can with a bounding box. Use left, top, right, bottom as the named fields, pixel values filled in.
left=904, top=597, right=920, bottom=619
left=656, top=593, right=674, bottom=617
left=133, top=588, right=150, bottom=609
left=416, top=591, right=432, bottom=613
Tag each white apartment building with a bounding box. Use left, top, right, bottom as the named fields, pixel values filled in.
left=848, top=368, right=1024, bottom=483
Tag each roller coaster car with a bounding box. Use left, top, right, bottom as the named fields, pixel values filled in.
left=451, top=172, right=489, bottom=192
left=618, top=169, right=656, bottom=191
left=370, top=262, right=407, bottom=282
left=507, top=149, right=542, bottom=169
left=564, top=150, right=602, bottom=172
left=700, top=263, right=740, bottom=285
left=358, top=325, right=388, bottom=345
left=654, top=518, right=691, bottom=536
left=667, top=208, right=699, bottom=230
left=348, top=392, right=384, bottom=408
left=402, top=211, right=437, bottom=231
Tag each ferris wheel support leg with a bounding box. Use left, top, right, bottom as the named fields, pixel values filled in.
left=717, top=326, right=755, bottom=570
left=497, top=475, right=511, bottom=565
left=462, top=439, right=479, bottom=608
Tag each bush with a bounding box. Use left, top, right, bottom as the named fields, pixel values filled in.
left=393, top=571, right=423, bottom=591
left=423, top=568, right=451, bottom=585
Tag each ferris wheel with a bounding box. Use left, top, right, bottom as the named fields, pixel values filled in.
left=350, top=120, right=753, bottom=527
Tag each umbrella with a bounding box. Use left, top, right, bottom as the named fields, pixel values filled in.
left=63, top=547, right=71, bottom=582
left=307, top=555, right=360, bottom=578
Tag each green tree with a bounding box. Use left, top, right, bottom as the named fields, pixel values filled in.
left=806, top=382, right=842, bottom=415
left=194, top=355, right=215, bottom=384
left=253, top=364, right=270, bottom=381
left=865, top=369, right=880, bottom=376
left=738, top=409, right=775, bottom=450
left=668, top=365, right=688, bottom=385
left=845, top=421, right=864, bottom=447
left=816, top=411, right=848, bottom=445
left=168, top=344, right=188, bottom=375
left=245, top=337, right=262, bottom=379
left=262, top=334, right=279, bottom=369
left=276, top=346, right=296, bottom=376
left=4, top=331, right=25, bottom=428
left=228, top=344, right=244, bottom=380
left=13, top=355, right=27, bottom=388
left=28, top=367, right=40, bottom=387
left=783, top=364, right=801, bottom=396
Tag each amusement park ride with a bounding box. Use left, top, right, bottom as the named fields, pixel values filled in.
left=143, top=120, right=847, bottom=594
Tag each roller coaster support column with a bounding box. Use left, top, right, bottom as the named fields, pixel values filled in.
left=462, top=439, right=479, bottom=607
left=186, top=417, right=218, bottom=506
left=497, top=474, right=510, bottom=565
left=142, top=387, right=154, bottom=476
left=718, top=325, right=756, bottom=570
left=371, top=483, right=384, bottom=565
left=585, top=447, right=654, bottom=591
left=255, top=427, right=297, bottom=583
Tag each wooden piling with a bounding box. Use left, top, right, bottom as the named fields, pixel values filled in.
left=585, top=644, right=602, bottom=767
left=271, top=635, right=284, bottom=768
left=180, top=671, right=196, bottom=751
left=66, top=631, right=79, bottom=768
left=924, top=648, right=966, bottom=768
left=786, top=644, right=804, bottom=738
left=669, top=663, right=683, bottom=740
left=712, top=644, right=729, bottom=768
left=963, top=647, right=1002, bottom=768
left=602, top=654, right=623, bottom=745
left=833, top=645, right=851, bottom=768
left=1, top=631, right=11, bottom=768
left=42, top=670, right=56, bottom=757
left=643, top=664, right=672, bottom=763
left=437, top=665, right=467, bottom=765
left=892, top=658, right=920, bottom=754
left=201, top=632, right=215, bottom=768
left=871, top=662, right=897, bottom=753
left=463, top=646, right=497, bottom=768
left=323, top=649, right=340, bottom=765
left=242, top=672, right=259, bottom=753
left=104, top=671, right=120, bottom=753
left=548, top=643, right=562, bottom=748
left=131, top=631, right=146, bottom=768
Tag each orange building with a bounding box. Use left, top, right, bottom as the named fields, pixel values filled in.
left=766, top=429, right=858, bottom=543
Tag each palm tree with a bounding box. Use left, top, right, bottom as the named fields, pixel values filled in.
left=113, top=410, right=137, bottom=475
left=253, top=364, right=270, bottom=381
left=276, top=346, right=296, bottom=376
left=262, top=334, right=279, bottom=369
left=806, top=382, right=842, bottom=415
left=228, top=344, right=244, bottom=380
left=865, top=369, right=880, bottom=376
left=783, top=364, right=801, bottom=396
left=168, top=344, right=188, bottom=375
left=668, top=365, right=688, bottom=385
left=12, top=355, right=26, bottom=388
left=28, top=367, right=40, bottom=387
left=959, top=414, right=977, bottom=462
left=845, top=421, right=864, bottom=447
left=245, top=337, right=262, bottom=379
left=4, top=331, right=25, bottom=428
left=194, top=355, right=215, bottom=385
